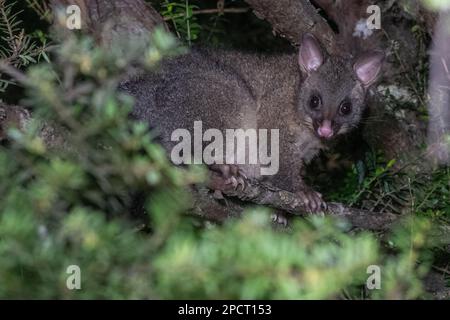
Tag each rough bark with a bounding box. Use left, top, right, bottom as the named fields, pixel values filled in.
left=426, top=11, right=450, bottom=166
left=50, top=0, right=169, bottom=46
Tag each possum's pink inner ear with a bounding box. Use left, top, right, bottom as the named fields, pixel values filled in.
left=354, top=52, right=384, bottom=87
left=299, top=33, right=324, bottom=73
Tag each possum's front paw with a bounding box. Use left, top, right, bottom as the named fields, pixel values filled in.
left=207, top=164, right=248, bottom=199
left=296, top=185, right=327, bottom=215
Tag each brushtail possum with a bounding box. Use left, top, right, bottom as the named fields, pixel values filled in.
left=120, top=34, right=384, bottom=213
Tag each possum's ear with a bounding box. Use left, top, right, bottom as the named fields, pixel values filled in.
left=299, top=33, right=324, bottom=73
left=354, top=51, right=384, bottom=87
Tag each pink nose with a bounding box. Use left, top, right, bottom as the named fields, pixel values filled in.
left=318, top=120, right=334, bottom=138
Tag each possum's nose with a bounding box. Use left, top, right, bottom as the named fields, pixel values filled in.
left=317, top=120, right=334, bottom=138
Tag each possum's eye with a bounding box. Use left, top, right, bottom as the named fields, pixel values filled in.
left=339, top=101, right=352, bottom=115
left=309, top=94, right=321, bottom=110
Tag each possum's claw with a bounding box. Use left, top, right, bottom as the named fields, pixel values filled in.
left=209, top=164, right=248, bottom=193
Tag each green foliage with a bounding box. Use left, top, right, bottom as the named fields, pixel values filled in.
left=0, top=208, right=158, bottom=299
left=326, top=146, right=450, bottom=226
left=155, top=0, right=291, bottom=51
left=414, top=168, right=450, bottom=221
left=0, top=2, right=446, bottom=300
left=0, top=28, right=193, bottom=299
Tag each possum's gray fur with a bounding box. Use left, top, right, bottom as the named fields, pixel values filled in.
left=120, top=34, right=384, bottom=206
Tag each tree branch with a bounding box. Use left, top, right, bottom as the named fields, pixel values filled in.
left=198, top=172, right=399, bottom=231
left=50, top=0, right=169, bottom=46
left=0, top=101, right=399, bottom=231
